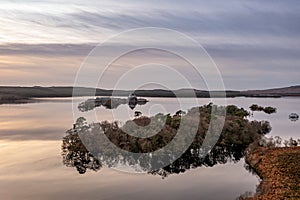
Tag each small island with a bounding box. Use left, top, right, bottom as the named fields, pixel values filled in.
left=62, top=104, right=272, bottom=175
left=78, top=95, right=148, bottom=111
left=249, top=104, right=277, bottom=114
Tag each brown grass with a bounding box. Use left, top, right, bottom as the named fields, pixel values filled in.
left=246, top=147, right=300, bottom=200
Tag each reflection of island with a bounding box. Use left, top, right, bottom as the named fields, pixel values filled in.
left=62, top=104, right=272, bottom=177
left=62, top=128, right=102, bottom=174
left=78, top=95, right=148, bottom=111
left=62, top=131, right=250, bottom=177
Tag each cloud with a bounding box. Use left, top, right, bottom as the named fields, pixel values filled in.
left=0, top=0, right=299, bottom=89
left=1, top=0, right=300, bottom=44
left=0, top=43, right=95, bottom=56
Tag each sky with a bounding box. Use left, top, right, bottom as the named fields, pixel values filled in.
left=0, top=0, right=299, bottom=90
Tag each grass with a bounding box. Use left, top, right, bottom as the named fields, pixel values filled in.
left=245, top=147, right=300, bottom=200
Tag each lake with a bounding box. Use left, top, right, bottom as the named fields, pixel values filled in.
left=0, top=97, right=299, bottom=200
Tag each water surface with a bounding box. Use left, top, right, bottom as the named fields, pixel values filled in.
left=0, top=97, right=299, bottom=200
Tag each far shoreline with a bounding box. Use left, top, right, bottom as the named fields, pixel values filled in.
left=0, top=85, right=299, bottom=104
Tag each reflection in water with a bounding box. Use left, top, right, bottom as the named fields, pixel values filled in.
left=150, top=144, right=245, bottom=178
left=2, top=97, right=300, bottom=200
left=289, top=113, right=299, bottom=122
left=62, top=129, right=102, bottom=174
left=62, top=104, right=271, bottom=177
left=62, top=130, right=247, bottom=177
left=78, top=97, right=148, bottom=111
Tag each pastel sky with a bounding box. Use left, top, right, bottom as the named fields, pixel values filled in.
left=0, top=0, right=299, bottom=90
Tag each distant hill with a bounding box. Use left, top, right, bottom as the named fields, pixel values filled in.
left=242, top=85, right=300, bottom=97
left=0, top=85, right=299, bottom=103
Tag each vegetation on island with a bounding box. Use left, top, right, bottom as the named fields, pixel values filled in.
left=249, top=104, right=277, bottom=114
left=62, top=104, right=271, bottom=176
left=78, top=97, right=148, bottom=111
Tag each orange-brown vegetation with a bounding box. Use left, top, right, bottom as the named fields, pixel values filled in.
left=245, top=147, right=300, bottom=200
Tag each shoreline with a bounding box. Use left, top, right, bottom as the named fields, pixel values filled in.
left=0, top=85, right=299, bottom=104
left=245, top=146, right=300, bottom=200
left=0, top=94, right=293, bottom=105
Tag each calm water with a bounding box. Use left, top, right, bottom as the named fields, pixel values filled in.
left=0, top=97, right=299, bottom=200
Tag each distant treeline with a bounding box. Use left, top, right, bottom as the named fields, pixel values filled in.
left=0, top=85, right=299, bottom=100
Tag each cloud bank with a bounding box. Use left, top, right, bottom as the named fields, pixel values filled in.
left=0, top=0, right=299, bottom=89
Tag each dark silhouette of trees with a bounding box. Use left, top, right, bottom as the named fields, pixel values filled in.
left=62, top=104, right=272, bottom=177
left=78, top=97, right=148, bottom=111
left=62, top=118, right=102, bottom=174
left=250, top=104, right=277, bottom=114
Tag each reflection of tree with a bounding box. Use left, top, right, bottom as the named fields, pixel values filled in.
left=78, top=97, right=148, bottom=111
left=62, top=123, right=102, bottom=174
left=62, top=104, right=272, bottom=177
left=150, top=144, right=245, bottom=178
